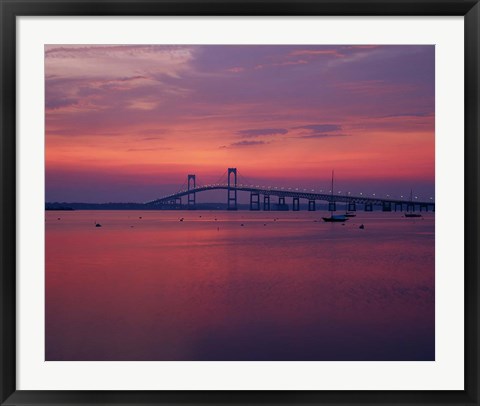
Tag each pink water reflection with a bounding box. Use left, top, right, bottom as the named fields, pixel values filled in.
left=46, top=210, right=434, bottom=360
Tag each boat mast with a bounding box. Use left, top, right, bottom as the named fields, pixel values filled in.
left=331, top=170, right=334, bottom=213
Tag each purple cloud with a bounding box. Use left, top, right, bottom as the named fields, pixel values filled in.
left=230, top=140, right=266, bottom=147
left=236, top=128, right=288, bottom=137
left=294, top=124, right=342, bottom=133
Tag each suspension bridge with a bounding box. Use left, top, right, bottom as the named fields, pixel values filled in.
left=145, top=168, right=435, bottom=212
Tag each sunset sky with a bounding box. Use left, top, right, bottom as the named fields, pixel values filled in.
left=45, top=45, right=434, bottom=203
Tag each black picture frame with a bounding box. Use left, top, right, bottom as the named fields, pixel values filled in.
left=1, top=1, right=478, bottom=405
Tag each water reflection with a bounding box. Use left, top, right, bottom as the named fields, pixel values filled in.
left=46, top=210, right=434, bottom=360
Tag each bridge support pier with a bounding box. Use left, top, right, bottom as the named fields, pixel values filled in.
left=187, top=174, right=196, bottom=209
left=227, top=168, right=238, bottom=210
left=292, top=197, right=300, bottom=211
left=365, top=202, right=373, bottom=212
left=276, top=197, right=288, bottom=211
left=419, top=203, right=428, bottom=212
left=407, top=203, right=415, bottom=212
left=308, top=200, right=316, bottom=211
left=250, top=193, right=260, bottom=211
left=394, top=202, right=403, bottom=212
left=328, top=202, right=336, bottom=211
left=348, top=202, right=356, bottom=211
left=263, top=195, right=270, bottom=211
left=382, top=201, right=392, bottom=212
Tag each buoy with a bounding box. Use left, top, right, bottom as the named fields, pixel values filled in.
left=359, top=224, right=365, bottom=229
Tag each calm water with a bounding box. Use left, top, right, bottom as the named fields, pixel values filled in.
left=45, top=210, right=434, bottom=361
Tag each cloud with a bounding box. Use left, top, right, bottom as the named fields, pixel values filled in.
left=230, top=140, right=266, bottom=147
left=45, top=97, right=78, bottom=110
left=294, top=124, right=342, bottom=133
left=227, top=67, right=245, bottom=73
left=45, top=45, right=196, bottom=80
left=45, top=45, right=196, bottom=113
left=127, top=100, right=159, bottom=111
left=236, top=128, right=288, bottom=137
left=292, top=123, right=348, bottom=140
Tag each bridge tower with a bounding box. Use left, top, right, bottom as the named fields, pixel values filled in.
left=187, top=174, right=196, bottom=209
left=227, top=168, right=237, bottom=210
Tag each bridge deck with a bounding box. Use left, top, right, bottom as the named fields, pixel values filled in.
left=146, top=185, right=434, bottom=208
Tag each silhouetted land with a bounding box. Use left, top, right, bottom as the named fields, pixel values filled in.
left=46, top=202, right=255, bottom=210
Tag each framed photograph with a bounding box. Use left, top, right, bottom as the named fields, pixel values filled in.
left=1, top=0, right=478, bottom=405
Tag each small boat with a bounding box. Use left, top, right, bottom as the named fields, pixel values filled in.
left=95, top=222, right=102, bottom=228
left=405, top=213, right=422, bottom=218
left=323, top=214, right=348, bottom=222
left=322, top=171, right=349, bottom=223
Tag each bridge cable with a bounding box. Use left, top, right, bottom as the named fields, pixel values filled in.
left=213, top=169, right=228, bottom=186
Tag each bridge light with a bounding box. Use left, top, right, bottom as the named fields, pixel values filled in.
left=401, top=195, right=403, bottom=198
left=430, top=197, right=433, bottom=200
left=415, top=196, right=418, bottom=199
left=360, top=192, right=363, bottom=195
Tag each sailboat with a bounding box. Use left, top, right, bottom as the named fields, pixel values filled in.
left=323, top=171, right=348, bottom=222
left=404, top=190, right=422, bottom=218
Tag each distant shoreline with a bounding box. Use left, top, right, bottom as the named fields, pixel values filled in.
left=45, top=202, right=405, bottom=212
